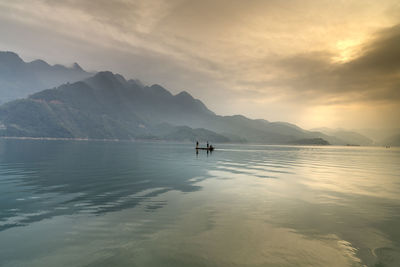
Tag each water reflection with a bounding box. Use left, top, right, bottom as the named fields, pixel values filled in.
left=0, top=140, right=400, bottom=266
left=0, top=140, right=211, bottom=231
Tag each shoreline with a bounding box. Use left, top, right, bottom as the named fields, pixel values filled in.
left=0, top=136, right=394, bottom=147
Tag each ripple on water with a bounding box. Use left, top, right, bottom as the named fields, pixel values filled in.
left=0, top=141, right=399, bottom=267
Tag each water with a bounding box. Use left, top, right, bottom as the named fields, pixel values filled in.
left=0, top=140, right=399, bottom=266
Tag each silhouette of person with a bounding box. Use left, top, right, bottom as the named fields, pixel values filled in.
left=196, top=141, right=199, bottom=149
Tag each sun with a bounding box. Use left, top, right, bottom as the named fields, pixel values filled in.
left=333, top=39, right=362, bottom=63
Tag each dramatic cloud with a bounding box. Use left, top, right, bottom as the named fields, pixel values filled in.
left=264, top=24, right=400, bottom=103
left=0, top=0, right=399, bottom=129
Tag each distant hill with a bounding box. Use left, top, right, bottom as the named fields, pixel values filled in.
left=0, top=51, right=92, bottom=103
left=312, top=127, right=374, bottom=146
left=0, top=71, right=351, bottom=144
left=160, top=125, right=230, bottom=143
left=287, top=138, right=330, bottom=145
left=357, top=128, right=400, bottom=144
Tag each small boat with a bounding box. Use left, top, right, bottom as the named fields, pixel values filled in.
left=196, top=146, right=214, bottom=151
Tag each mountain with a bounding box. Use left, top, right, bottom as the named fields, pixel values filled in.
left=287, top=138, right=330, bottom=145
left=312, top=127, right=374, bottom=146
left=0, top=51, right=92, bottom=103
left=0, top=71, right=223, bottom=141
left=357, top=128, right=400, bottom=144
left=0, top=71, right=341, bottom=144
left=160, top=125, right=230, bottom=143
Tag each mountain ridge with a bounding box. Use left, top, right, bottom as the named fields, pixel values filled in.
left=0, top=70, right=342, bottom=144
left=0, top=51, right=385, bottom=145
left=0, top=51, right=92, bottom=103
left=311, top=127, right=374, bottom=146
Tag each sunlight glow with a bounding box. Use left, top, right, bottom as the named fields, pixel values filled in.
left=333, top=39, right=363, bottom=63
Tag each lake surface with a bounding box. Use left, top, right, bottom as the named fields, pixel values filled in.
left=0, top=140, right=399, bottom=266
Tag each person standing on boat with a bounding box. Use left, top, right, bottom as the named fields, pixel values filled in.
left=207, top=141, right=209, bottom=149
left=196, top=141, right=199, bottom=149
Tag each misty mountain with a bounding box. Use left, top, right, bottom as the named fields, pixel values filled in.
left=357, top=128, right=400, bottom=144
left=0, top=71, right=354, bottom=144
left=0, top=71, right=224, bottom=142
left=0, top=51, right=92, bottom=103
left=287, top=138, right=329, bottom=145
left=312, top=127, right=374, bottom=146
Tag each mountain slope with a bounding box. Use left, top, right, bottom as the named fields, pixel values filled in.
left=312, top=128, right=374, bottom=146
left=0, top=51, right=92, bottom=103
left=0, top=71, right=339, bottom=144
left=0, top=72, right=222, bottom=141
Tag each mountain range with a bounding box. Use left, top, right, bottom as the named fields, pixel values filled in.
left=0, top=51, right=396, bottom=145
left=0, top=51, right=91, bottom=104
left=311, top=128, right=374, bottom=146
left=0, top=71, right=346, bottom=144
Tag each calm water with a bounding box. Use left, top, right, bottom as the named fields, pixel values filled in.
left=0, top=140, right=399, bottom=267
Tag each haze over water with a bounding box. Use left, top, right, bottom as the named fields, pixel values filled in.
left=0, top=140, right=399, bottom=266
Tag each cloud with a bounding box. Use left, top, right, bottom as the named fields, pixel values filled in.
left=348, top=24, right=400, bottom=72
left=0, top=0, right=399, bottom=129
left=245, top=24, right=400, bottom=105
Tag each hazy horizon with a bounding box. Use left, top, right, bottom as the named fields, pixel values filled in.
left=1, top=0, right=399, bottom=131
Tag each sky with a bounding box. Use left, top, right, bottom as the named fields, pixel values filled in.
left=0, top=0, right=399, bottom=130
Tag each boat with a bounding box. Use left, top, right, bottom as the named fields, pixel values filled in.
left=195, top=147, right=214, bottom=151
